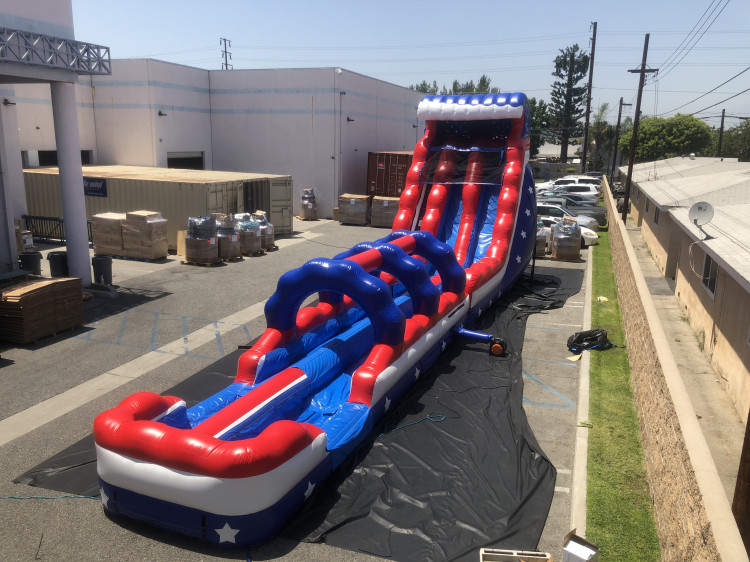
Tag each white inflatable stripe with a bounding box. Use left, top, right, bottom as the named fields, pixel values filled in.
left=96, top=433, right=329, bottom=516
left=213, top=374, right=307, bottom=438
left=417, top=99, right=524, bottom=121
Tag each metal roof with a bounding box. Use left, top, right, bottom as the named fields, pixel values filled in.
left=621, top=159, right=750, bottom=208
left=672, top=203, right=750, bottom=293
left=25, top=165, right=288, bottom=184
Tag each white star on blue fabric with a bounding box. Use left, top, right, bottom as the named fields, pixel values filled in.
left=516, top=255, right=522, bottom=263
left=414, top=366, right=421, bottom=380
left=525, top=208, right=531, bottom=217
left=521, top=230, right=527, bottom=239
left=476, top=306, right=482, bottom=316
left=528, top=186, right=534, bottom=194
left=440, top=340, right=447, bottom=351
left=100, top=490, right=109, bottom=509
left=304, top=481, right=316, bottom=500
left=385, top=397, right=391, bottom=411
left=216, top=522, right=240, bottom=543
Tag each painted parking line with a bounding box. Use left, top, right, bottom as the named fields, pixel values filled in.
left=0, top=300, right=267, bottom=448
left=523, top=370, right=575, bottom=410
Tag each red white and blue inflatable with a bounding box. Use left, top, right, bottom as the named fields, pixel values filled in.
left=94, top=92, right=537, bottom=547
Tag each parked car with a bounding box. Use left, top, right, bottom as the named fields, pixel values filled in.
left=535, top=177, right=581, bottom=192
left=554, top=184, right=601, bottom=199
left=538, top=196, right=607, bottom=226
left=537, top=192, right=598, bottom=206
left=536, top=203, right=599, bottom=231
left=539, top=218, right=599, bottom=248
left=562, top=175, right=602, bottom=188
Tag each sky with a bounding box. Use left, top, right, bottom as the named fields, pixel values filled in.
left=71, top=0, right=749, bottom=130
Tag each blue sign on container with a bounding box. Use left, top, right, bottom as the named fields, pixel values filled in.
left=84, top=177, right=107, bottom=197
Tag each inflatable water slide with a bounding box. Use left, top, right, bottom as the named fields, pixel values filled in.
left=93, top=92, right=537, bottom=547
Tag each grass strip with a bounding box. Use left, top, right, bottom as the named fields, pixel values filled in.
left=586, top=230, right=661, bottom=560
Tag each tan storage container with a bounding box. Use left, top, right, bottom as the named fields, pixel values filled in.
left=338, top=193, right=371, bottom=225
left=370, top=196, right=400, bottom=228
left=23, top=166, right=293, bottom=251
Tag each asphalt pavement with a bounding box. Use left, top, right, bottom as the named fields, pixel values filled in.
left=0, top=218, right=590, bottom=561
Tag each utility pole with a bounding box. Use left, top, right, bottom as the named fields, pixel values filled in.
left=610, top=97, right=632, bottom=187
left=717, top=108, right=726, bottom=157
left=622, top=34, right=658, bottom=222
left=220, top=38, right=233, bottom=70
left=581, top=21, right=597, bottom=173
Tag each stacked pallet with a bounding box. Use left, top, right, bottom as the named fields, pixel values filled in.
left=91, top=212, right=126, bottom=255
left=0, top=278, right=83, bottom=344
left=370, top=196, right=400, bottom=228
left=550, top=217, right=581, bottom=261
left=338, top=194, right=372, bottom=225
left=121, top=211, right=168, bottom=260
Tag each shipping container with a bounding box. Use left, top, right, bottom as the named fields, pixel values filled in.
left=366, top=151, right=413, bottom=198
left=23, top=166, right=293, bottom=250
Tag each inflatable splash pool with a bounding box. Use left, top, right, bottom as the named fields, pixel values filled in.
left=94, top=92, right=537, bottom=547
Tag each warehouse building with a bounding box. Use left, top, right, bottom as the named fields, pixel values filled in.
left=1, top=3, right=423, bottom=278
left=13, top=59, right=423, bottom=219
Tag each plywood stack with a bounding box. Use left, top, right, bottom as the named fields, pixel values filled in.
left=370, top=196, right=400, bottom=228
left=91, top=212, right=126, bottom=255
left=338, top=194, right=372, bottom=225
left=0, top=278, right=83, bottom=344
left=122, top=211, right=168, bottom=260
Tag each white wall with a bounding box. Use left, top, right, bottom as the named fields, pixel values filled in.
left=14, top=81, right=97, bottom=156
left=209, top=67, right=422, bottom=217
left=91, top=60, right=213, bottom=168
left=0, top=0, right=74, bottom=40
left=11, top=59, right=423, bottom=219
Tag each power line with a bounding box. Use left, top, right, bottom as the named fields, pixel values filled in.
left=659, top=0, right=723, bottom=70
left=655, top=0, right=732, bottom=83
left=691, top=86, right=750, bottom=115
left=657, top=65, right=750, bottom=116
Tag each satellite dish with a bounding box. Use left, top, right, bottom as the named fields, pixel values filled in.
left=688, top=201, right=714, bottom=226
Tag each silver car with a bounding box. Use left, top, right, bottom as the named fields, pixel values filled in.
left=536, top=203, right=599, bottom=231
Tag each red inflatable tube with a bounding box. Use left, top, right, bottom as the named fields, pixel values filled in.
left=393, top=124, right=436, bottom=231
left=94, top=394, right=323, bottom=478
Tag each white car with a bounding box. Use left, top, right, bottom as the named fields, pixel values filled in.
left=538, top=218, right=598, bottom=247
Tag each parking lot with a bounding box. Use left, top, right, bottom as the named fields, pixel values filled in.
left=0, top=218, right=589, bottom=561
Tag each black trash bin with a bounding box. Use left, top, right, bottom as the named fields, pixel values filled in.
left=18, top=251, right=42, bottom=275
left=47, top=251, right=69, bottom=277
left=92, top=255, right=113, bottom=285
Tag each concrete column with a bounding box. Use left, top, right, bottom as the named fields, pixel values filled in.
left=0, top=92, right=26, bottom=271
left=50, top=81, right=91, bottom=284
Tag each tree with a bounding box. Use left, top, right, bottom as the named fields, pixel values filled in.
left=548, top=44, right=590, bottom=163
left=528, top=97, right=550, bottom=158
left=618, top=114, right=712, bottom=162
left=410, top=80, right=439, bottom=94
left=409, top=74, right=499, bottom=95
left=712, top=119, right=750, bottom=161
left=588, top=103, right=614, bottom=171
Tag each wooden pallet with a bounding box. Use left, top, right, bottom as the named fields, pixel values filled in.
left=181, top=260, right=224, bottom=267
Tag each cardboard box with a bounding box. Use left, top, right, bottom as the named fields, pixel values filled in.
left=176, top=230, right=187, bottom=257
left=91, top=212, right=126, bottom=256
left=370, top=196, right=400, bottom=228
left=479, top=547, right=553, bottom=561
left=338, top=193, right=371, bottom=225
left=562, top=531, right=599, bottom=562
left=121, top=210, right=168, bottom=260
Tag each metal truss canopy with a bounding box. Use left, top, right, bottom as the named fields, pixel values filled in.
left=0, top=27, right=111, bottom=75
